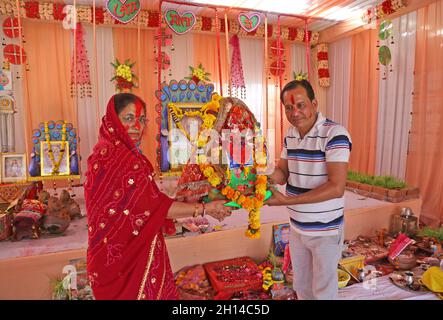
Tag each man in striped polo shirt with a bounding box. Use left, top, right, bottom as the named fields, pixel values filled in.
left=267, top=79, right=352, bottom=300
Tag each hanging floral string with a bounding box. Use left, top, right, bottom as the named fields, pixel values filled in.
left=317, top=43, right=330, bottom=87
left=0, top=1, right=320, bottom=45
left=229, top=34, right=246, bottom=99
left=70, top=22, right=92, bottom=98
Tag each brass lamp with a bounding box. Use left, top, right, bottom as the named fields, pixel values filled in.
left=391, top=207, right=418, bottom=237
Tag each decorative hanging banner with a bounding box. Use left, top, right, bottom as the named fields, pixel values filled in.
left=165, top=10, right=196, bottom=35
left=269, top=40, right=285, bottom=77
left=106, top=0, right=141, bottom=24
left=229, top=35, right=246, bottom=99
left=2, top=17, right=21, bottom=38
left=155, top=52, right=171, bottom=70
left=237, top=12, right=261, bottom=33
left=154, top=27, right=173, bottom=47
left=70, top=22, right=92, bottom=98
left=377, top=20, right=394, bottom=80
left=3, top=44, right=26, bottom=65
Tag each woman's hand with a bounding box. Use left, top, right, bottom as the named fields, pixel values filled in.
left=205, top=200, right=232, bottom=222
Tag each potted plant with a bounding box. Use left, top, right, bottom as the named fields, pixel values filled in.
left=418, top=226, right=443, bottom=253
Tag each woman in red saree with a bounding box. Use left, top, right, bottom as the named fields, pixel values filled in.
left=85, top=93, right=230, bottom=300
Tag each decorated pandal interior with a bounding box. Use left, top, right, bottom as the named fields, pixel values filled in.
left=0, top=0, right=443, bottom=300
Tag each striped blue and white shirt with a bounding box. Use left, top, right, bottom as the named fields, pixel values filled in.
left=281, top=112, right=352, bottom=236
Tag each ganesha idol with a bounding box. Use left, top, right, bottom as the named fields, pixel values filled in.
left=175, top=96, right=272, bottom=238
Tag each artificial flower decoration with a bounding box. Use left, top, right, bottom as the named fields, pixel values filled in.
left=185, top=63, right=211, bottom=83
left=110, top=59, right=138, bottom=92
left=293, top=71, right=308, bottom=81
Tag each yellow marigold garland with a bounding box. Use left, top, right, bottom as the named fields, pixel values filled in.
left=168, top=93, right=221, bottom=146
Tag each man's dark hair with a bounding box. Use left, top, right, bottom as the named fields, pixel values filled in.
left=280, top=79, right=315, bottom=102
left=114, top=93, right=146, bottom=115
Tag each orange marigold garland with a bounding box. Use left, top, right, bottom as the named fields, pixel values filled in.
left=199, top=131, right=268, bottom=239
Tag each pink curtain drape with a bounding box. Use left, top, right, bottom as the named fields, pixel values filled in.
left=113, top=27, right=158, bottom=166
left=348, top=28, right=379, bottom=175
left=22, top=21, right=75, bottom=156
left=406, top=0, right=443, bottom=227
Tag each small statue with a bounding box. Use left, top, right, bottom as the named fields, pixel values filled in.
left=60, top=190, right=82, bottom=219
left=43, top=196, right=71, bottom=234
left=38, top=190, right=51, bottom=205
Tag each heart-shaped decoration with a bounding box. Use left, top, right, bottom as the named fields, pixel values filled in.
left=165, top=10, right=196, bottom=35
left=238, top=12, right=261, bottom=33
left=106, top=0, right=141, bottom=24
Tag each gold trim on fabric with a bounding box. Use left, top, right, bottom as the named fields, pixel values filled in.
left=156, top=248, right=167, bottom=300
left=137, top=234, right=158, bottom=300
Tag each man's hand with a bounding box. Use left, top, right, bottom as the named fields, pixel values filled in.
left=205, top=200, right=232, bottom=222
left=266, top=187, right=290, bottom=206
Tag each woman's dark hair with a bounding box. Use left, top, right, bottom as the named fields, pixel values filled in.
left=280, top=79, right=315, bottom=102
left=114, top=93, right=146, bottom=115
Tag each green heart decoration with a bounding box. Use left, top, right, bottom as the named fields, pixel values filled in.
left=238, top=12, right=261, bottom=33
left=106, top=0, right=141, bottom=24
left=165, top=10, right=196, bottom=35
left=379, top=45, right=392, bottom=66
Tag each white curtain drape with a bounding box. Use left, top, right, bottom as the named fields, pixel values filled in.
left=168, top=32, right=194, bottom=82
left=239, top=36, right=265, bottom=126
left=375, top=11, right=416, bottom=179
left=291, top=43, right=308, bottom=75
left=76, top=25, right=115, bottom=179
left=326, top=37, right=352, bottom=127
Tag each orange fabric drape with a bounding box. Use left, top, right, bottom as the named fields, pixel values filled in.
left=406, top=0, right=443, bottom=227
left=22, top=21, right=75, bottom=155
left=112, top=27, right=157, bottom=165
left=348, top=28, right=379, bottom=174
left=193, top=33, right=228, bottom=94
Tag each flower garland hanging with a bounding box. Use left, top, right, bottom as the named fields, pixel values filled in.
left=198, top=131, right=268, bottom=239
left=0, top=0, right=320, bottom=45
left=44, top=121, right=67, bottom=175
left=316, top=43, right=330, bottom=87
left=361, top=0, right=407, bottom=24
left=110, top=59, right=138, bottom=92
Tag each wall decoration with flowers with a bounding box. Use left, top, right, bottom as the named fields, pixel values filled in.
left=110, top=59, right=138, bottom=93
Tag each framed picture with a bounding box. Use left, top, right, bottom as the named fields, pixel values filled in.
left=40, top=141, right=70, bottom=176
left=0, top=70, right=12, bottom=92
left=1, top=153, right=27, bottom=183
left=273, top=223, right=290, bottom=257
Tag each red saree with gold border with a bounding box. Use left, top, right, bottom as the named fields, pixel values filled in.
left=84, top=96, right=178, bottom=300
